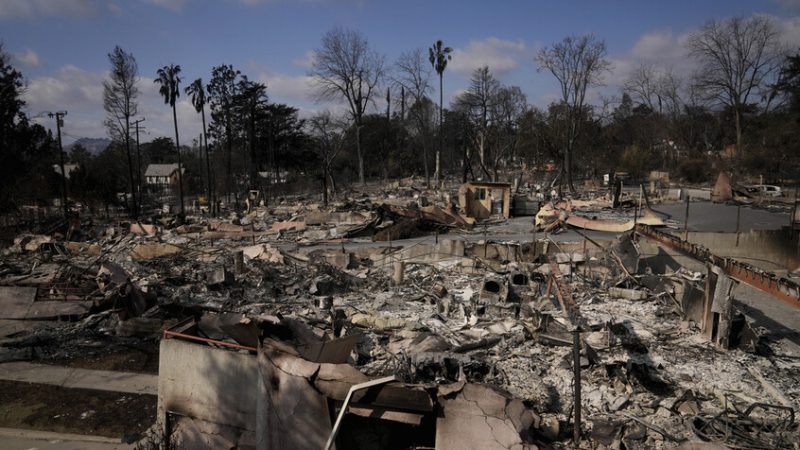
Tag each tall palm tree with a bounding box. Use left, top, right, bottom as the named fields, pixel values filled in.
left=185, top=78, right=214, bottom=216
left=154, top=64, right=185, bottom=215
left=429, top=40, right=452, bottom=186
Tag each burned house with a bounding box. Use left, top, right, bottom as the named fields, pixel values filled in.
left=458, top=181, right=511, bottom=220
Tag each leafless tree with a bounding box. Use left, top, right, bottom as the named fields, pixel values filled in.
left=103, top=46, right=139, bottom=217
left=490, top=85, right=528, bottom=180
left=625, top=63, right=688, bottom=119
left=536, top=34, right=611, bottom=192
left=687, top=16, right=786, bottom=152
left=309, top=27, right=384, bottom=186
left=394, top=48, right=433, bottom=186
left=455, top=66, right=500, bottom=179
left=657, top=70, right=685, bottom=119
left=309, top=111, right=346, bottom=206
left=624, top=63, right=660, bottom=112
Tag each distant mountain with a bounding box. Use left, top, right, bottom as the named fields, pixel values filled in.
left=66, top=137, right=111, bottom=155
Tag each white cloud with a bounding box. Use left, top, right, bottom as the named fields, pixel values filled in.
left=20, top=62, right=331, bottom=144
left=0, top=0, right=97, bottom=19
left=448, top=37, right=527, bottom=77
left=770, top=14, right=800, bottom=49
left=292, top=50, right=316, bottom=69
left=606, top=29, right=695, bottom=88
left=143, top=0, right=186, bottom=12
left=256, top=71, right=316, bottom=103
left=22, top=64, right=203, bottom=145
left=606, top=14, right=800, bottom=93
left=629, top=30, right=689, bottom=62
left=23, top=65, right=104, bottom=114
left=13, top=49, right=42, bottom=67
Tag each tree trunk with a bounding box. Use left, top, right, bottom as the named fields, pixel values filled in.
left=249, top=103, right=257, bottom=190
left=226, top=113, right=233, bottom=206
left=462, top=141, right=468, bottom=183
left=436, top=73, right=443, bottom=185
left=322, top=158, right=329, bottom=207
left=734, top=105, right=742, bottom=158
left=172, top=103, right=185, bottom=215
left=124, top=116, right=138, bottom=218
left=565, top=146, right=574, bottom=193
left=201, top=107, right=213, bottom=216
left=328, top=171, right=337, bottom=197
left=356, top=118, right=365, bottom=185
left=422, top=133, right=430, bottom=188
left=479, top=133, right=485, bottom=168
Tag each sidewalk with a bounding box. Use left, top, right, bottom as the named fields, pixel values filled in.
left=0, top=362, right=157, bottom=395
left=0, top=427, right=133, bottom=449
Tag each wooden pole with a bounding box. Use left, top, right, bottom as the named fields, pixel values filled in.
left=683, top=194, right=690, bottom=241
left=572, top=327, right=582, bottom=447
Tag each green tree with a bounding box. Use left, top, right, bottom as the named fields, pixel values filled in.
left=776, top=51, right=800, bottom=114
left=207, top=64, right=242, bottom=203
left=0, top=45, right=57, bottom=211
left=154, top=64, right=185, bottom=215
left=235, top=78, right=267, bottom=189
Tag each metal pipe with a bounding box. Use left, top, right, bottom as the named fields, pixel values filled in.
left=324, top=376, right=396, bottom=450
left=162, top=329, right=257, bottom=352
left=572, top=327, right=582, bottom=447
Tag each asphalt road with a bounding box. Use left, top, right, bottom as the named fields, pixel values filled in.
left=653, top=201, right=790, bottom=233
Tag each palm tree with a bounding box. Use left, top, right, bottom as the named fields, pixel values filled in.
left=185, top=78, right=214, bottom=216
left=429, top=40, right=452, bottom=186
left=154, top=64, right=185, bottom=215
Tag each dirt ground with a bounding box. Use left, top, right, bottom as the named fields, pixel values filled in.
left=0, top=380, right=156, bottom=439
left=41, top=339, right=160, bottom=375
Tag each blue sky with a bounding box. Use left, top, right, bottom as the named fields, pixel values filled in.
left=1, top=0, right=799, bottom=143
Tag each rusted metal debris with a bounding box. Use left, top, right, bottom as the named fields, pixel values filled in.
left=635, top=224, right=800, bottom=308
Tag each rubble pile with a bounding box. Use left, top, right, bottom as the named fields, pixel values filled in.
left=0, top=189, right=798, bottom=449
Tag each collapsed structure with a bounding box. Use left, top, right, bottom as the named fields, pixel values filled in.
left=0, top=180, right=798, bottom=449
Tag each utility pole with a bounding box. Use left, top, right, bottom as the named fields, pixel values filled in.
left=49, top=111, right=68, bottom=217
left=132, top=118, right=145, bottom=201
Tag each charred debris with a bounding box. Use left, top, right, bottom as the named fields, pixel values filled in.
left=0, top=179, right=798, bottom=450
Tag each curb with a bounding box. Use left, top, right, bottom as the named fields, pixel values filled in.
left=0, top=427, right=124, bottom=444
